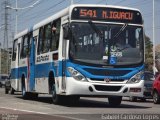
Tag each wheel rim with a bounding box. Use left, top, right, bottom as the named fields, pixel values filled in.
left=22, top=86, right=25, bottom=96
left=153, top=93, right=158, bottom=103
left=52, top=84, right=56, bottom=100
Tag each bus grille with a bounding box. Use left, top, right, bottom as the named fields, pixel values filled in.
left=84, top=68, right=131, bottom=76
left=90, top=78, right=125, bottom=82
left=94, top=85, right=122, bottom=92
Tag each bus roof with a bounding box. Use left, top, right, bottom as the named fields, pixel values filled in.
left=14, top=7, right=69, bottom=39
left=14, top=4, right=141, bottom=40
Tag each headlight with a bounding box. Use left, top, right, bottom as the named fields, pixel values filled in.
left=67, top=67, right=88, bottom=82
left=127, top=71, right=144, bottom=84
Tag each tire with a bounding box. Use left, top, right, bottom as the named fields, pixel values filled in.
left=5, top=87, right=9, bottom=94
left=30, top=93, right=38, bottom=100
left=108, top=96, right=122, bottom=107
left=10, top=87, right=15, bottom=95
left=153, top=91, right=160, bottom=104
left=52, top=84, right=64, bottom=104
left=22, top=82, right=30, bottom=99
left=129, top=97, right=137, bottom=102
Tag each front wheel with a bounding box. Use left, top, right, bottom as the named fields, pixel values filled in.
left=153, top=91, right=160, bottom=104
left=52, top=84, right=63, bottom=104
left=108, top=96, right=122, bottom=107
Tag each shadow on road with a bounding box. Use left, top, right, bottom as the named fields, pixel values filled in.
left=122, top=98, right=154, bottom=103
left=73, top=98, right=151, bottom=109
left=15, top=95, right=151, bottom=109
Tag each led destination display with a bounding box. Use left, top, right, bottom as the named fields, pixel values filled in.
left=72, top=7, right=143, bottom=24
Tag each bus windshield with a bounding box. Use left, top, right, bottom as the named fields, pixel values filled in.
left=69, top=22, right=144, bottom=66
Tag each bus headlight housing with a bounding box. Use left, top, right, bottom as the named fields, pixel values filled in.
left=127, top=71, right=144, bottom=84
left=68, top=67, right=88, bottom=82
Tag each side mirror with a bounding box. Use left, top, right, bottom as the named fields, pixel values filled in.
left=63, top=25, right=70, bottom=40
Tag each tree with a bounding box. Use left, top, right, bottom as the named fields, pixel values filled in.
left=145, top=35, right=153, bottom=72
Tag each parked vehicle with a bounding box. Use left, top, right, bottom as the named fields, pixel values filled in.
left=0, top=74, right=8, bottom=87
left=152, top=73, right=160, bottom=104
left=5, top=77, right=11, bottom=94
left=130, top=71, right=154, bottom=102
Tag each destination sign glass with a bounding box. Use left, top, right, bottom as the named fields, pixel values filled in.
left=71, top=7, right=143, bottom=24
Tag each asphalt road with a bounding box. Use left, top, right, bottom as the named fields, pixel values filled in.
left=0, top=88, right=159, bottom=120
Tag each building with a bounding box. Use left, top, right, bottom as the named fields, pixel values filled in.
left=0, top=48, right=12, bottom=75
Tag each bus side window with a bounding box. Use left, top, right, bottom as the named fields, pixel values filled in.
left=12, top=39, right=18, bottom=61
left=50, top=19, right=61, bottom=51
left=37, top=27, right=44, bottom=55
left=21, top=35, right=30, bottom=58
left=28, top=33, right=32, bottom=56
left=43, top=23, right=52, bottom=53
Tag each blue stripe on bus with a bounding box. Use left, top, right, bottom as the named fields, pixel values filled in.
left=10, top=62, right=58, bottom=79
left=65, top=61, right=144, bottom=80
left=11, top=60, right=144, bottom=80
left=11, top=66, right=27, bottom=79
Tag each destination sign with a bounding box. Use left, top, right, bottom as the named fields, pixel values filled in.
left=71, top=7, right=143, bottom=24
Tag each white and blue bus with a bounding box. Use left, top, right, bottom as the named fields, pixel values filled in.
left=10, top=4, right=145, bottom=106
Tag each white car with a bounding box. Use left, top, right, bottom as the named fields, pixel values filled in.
left=0, top=74, right=8, bottom=87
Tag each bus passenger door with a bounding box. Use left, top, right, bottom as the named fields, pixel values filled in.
left=61, top=16, right=69, bottom=92
left=29, top=37, right=36, bottom=91
left=15, top=43, right=20, bottom=90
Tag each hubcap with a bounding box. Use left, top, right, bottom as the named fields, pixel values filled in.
left=153, top=93, right=158, bottom=102
left=52, top=84, right=56, bottom=99
left=22, top=86, right=25, bottom=96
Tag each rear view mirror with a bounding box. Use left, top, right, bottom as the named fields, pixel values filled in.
left=63, top=25, right=70, bottom=40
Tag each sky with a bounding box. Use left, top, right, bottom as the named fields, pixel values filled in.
left=0, top=0, right=159, bottom=48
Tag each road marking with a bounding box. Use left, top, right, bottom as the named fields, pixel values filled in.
left=0, top=106, right=48, bottom=115
left=0, top=107, right=85, bottom=120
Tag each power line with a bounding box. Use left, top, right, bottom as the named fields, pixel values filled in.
left=1, top=0, right=160, bottom=41
left=18, top=0, right=45, bottom=18
left=113, top=0, right=127, bottom=5
left=17, top=0, right=67, bottom=24
left=97, top=0, right=104, bottom=4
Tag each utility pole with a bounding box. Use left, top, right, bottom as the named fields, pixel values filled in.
left=1, top=0, right=11, bottom=75
left=4, top=0, right=9, bottom=50
left=6, top=0, right=41, bottom=34
left=153, top=0, right=156, bottom=75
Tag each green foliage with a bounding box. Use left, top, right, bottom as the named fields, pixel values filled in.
left=145, top=35, right=153, bottom=72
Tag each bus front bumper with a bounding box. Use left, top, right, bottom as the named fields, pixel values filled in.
left=65, top=77, right=144, bottom=97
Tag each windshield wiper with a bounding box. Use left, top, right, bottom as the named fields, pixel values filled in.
left=113, top=23, right=128, bottom=39
left=88, top=20, right=103, bottom=38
